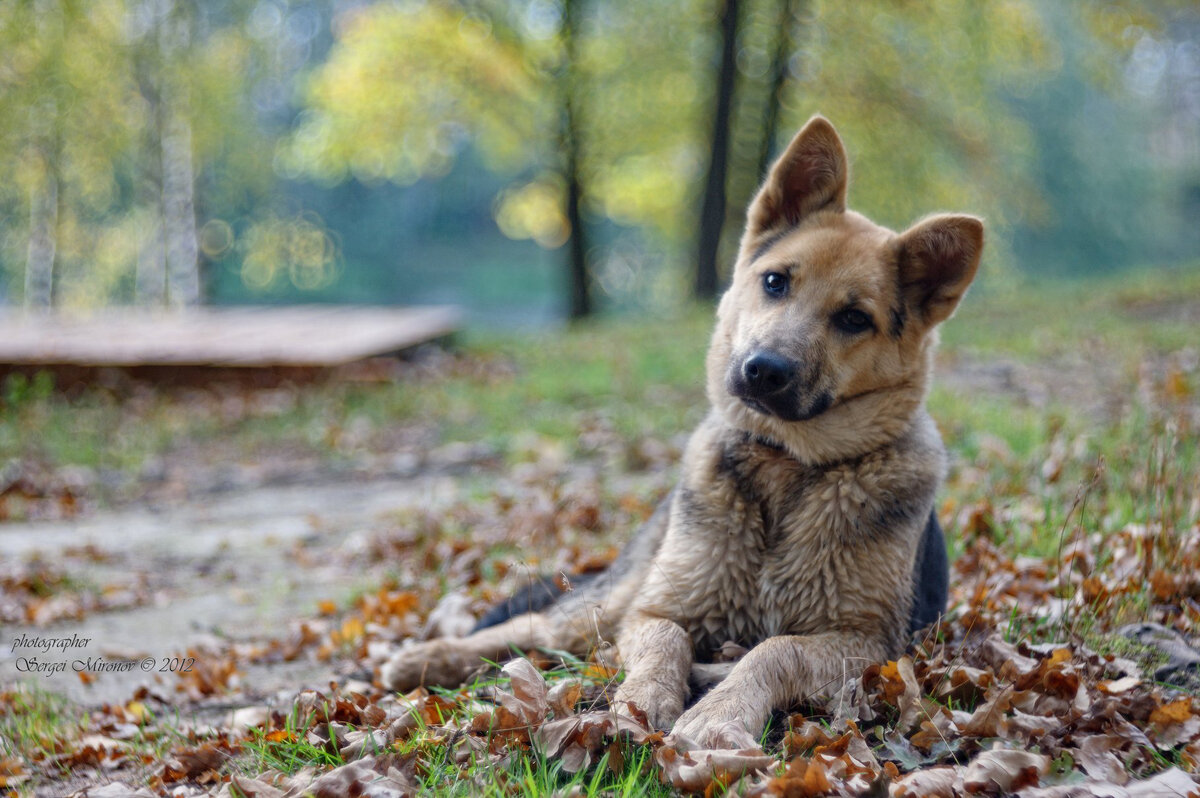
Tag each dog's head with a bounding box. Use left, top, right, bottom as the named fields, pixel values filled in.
left=707, top=116, right=983, bottom=463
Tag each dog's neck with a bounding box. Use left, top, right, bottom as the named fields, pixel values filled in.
left=709, top=344, right=935, bottom=467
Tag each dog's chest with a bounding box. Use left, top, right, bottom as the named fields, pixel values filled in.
left=679, top=442, right=864, bottom=652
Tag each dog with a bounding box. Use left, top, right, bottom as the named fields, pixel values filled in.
left=381, top=115, right=981, bottom=749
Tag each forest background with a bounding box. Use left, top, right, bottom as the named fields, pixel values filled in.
left=1, top=0, right=1198, bottom=326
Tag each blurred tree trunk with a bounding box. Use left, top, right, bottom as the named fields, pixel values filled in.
left=162, top=107, right=200, bottom=306
left=758, top=0, right=803, bottom=179
left=24, top=146, right=59, bottom=309
left=23, top=0, right=63, bottom=309
left=159, top=1, right=200, bottom=307
left=694, top=0, right=741, bottom=301
left=718, top=0, right=804, bottom=276
left=561, top=0, right=591, bottom=319
left=137, top=129, right=167, bottom=305
left=135, top=4, right=167, bottom=306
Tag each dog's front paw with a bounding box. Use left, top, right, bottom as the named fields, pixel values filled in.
left=613, top=675, right=685, bottom=730
left=670, top=694, right=761, bottom=750
left=379, top=639, right=477, bottom=691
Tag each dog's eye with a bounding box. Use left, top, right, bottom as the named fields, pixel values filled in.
left=833, top=308, right=873, bottom=334
left=762, top=272, right=789, bottom=298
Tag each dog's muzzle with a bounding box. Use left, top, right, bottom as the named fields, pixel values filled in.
left=743, top=351, right=795, bottom=396
left=728, top=350, right=831, bottom=421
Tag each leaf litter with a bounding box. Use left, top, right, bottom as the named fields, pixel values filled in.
left=10, top=486, right=1197, bottom=797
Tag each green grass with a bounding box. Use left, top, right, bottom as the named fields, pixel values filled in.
left=0, top=685, right=84, bottom=763
left=239, top=729, right=347, bottom=776
left=3, top=266, right=1197, bottom=493
left=943, top=264, right=1200, bottom=361
left=0, top=307, right=714, bottom=499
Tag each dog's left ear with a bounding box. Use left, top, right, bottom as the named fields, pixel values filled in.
left=745, top=115, right=848, bottom=240
left=896, top=214, right=984, bottom=326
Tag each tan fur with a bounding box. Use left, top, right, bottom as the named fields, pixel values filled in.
left=380, top=115, right=982, bottom=749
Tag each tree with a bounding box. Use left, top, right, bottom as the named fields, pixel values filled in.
left=693, top=0, right=740, bottom=301
left=689, top=0, right=1057, bottom=294
left=0, top=0, right=141, bottom=308
left=0, top=0, right=287, bottom=308
left=284, top=1, right=594, bottom=316
left=285, top=0, right=709, bottom=319
left=560, top=0, right=591, bottom=318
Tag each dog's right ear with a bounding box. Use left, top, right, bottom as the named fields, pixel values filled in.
left=745, top=115, right=848, bottom=240
left=896, top=214, right=984, bottom=326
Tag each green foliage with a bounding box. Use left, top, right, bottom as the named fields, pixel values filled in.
left=0, top=0, right=296, bottom=307
left=1, top=1, right=1196, bottom=311
left=285, top=0, right=708, bottom=247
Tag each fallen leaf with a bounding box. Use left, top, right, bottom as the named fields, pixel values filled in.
left=497, top=658, right=549, bottom=726
left=656, top=745, right=775, bottom=793
left=889, top=765, right=959, bottom=797
left=962, top=747, right=1048, bottom=793
left=1149, top=697, right=1194, bottom=726
left=1076, top=734, right=1130, bottom=786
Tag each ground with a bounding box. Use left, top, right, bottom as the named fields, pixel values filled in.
left=1, top=268, right=1199, bottom=796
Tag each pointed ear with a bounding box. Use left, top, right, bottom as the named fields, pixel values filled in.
left=896, top=214, right=984, bottom=326
left=745, top=115, right=848, bottom=239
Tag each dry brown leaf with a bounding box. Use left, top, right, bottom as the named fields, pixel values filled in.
left=339, top=714, right=420, bottom=760
left=547, top=679, right=583, bottom=717
left=910, top=713, right=956, bottom=753
left=657, top=745, right=776, bottom=793
left=958, top=687, right=1014, bottom=738
left=159, top=742, right=231, bottom=782
left=1076, top=734, right=1130, bottom=786
left=962, top=747, right=1048, bottom=793
left=784, top=720, right=835, bottom=758
left=978, top=637, right=1040, bottom=681
left=229, top=777, right=287, bottom=798
left=277, top=753, right=419, bottom=797
left=532, top=707, right=656, bottom=773
left=1005, top=708, right=1057, bottom=742
left=1122, top=767, right=1200, bottom=797
left=888, top=765, right=959, bottom=797
left=879, top=657, right=923, bottom=732
left=498, top=658, right=549, bottom=726
left=762, top=755, right=836, bottom=796
left=1149, top=697, right=1194, bottom=726
left=67, top=783, right=158, bottom=798
left=813, top=722, right=879, bottom=773
left=1184, top=738, right=1200, bottom=773
left=932, top=665, right=992, bottom=705
left=1098, top=676, right=1142, bottom=695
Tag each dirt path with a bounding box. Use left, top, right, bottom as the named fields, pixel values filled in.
left=0, top=472, right=473, bottom=706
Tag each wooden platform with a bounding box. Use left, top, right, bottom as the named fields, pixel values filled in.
left=0, top=306, right=462, bottom=368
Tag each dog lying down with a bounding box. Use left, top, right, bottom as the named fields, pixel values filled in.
left=381, top=115, right=981, bottom=749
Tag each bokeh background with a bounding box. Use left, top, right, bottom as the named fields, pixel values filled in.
left=1, top=0, right=1197, bottom=326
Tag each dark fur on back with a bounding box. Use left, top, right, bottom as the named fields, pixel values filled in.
left=476, top=505, right=949, bottom=636
left=909, top=511, right=949, bottom=633
left=473, top=572, right=597, bottom=632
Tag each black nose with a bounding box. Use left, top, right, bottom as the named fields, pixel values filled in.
left=743, top=352, right=795, bottom=395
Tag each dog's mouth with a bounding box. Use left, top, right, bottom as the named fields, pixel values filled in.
left=739, top=397, right=771, bottom=416
left=726, top=351, right=834, bottom=422
left=736, top=391, right=833, bottom=422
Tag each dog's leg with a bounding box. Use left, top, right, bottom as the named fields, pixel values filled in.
left=380, top=612, right=551, bottom=691
left=671, top=632, right=884, bottom=748
left=612, top=613, right=693, bottom=728
left=380, top=584, right=628, bottom=691
left=690, top=661, right=735, bottom=690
